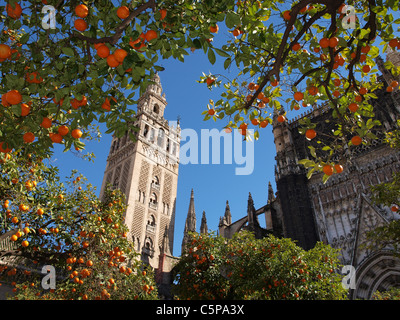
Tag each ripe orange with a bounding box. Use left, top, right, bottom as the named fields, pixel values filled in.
left=11, top=235, right=18, bottom=242
left=294, top=91, right=304, bottom=101
left=6, top=3, right=22, bottom=19
left=348, top=102, right=359, bottom=112
left=23, top=132, right=35, bottom=143
left=260, top=120, right=268, bottom=128
left=6, top=90, right=22, bottom=105
left=75, top=4, right=88, bottom=18
left=361, top=45, right=371, bottom=54
left=308, top=86, right=318, bottom=96
left=0, top=44, right=12, bottom=59
left=37, top=208, right=44, bottom=216
left=319, top=37, right=329, bottom=48
left=334, top=164, right=344, bottom=174
left=271, top=79, right=279, bottom=87
left=40, top=117, right=52, bottom=129
left=232, top=28, right=241, bottom=37
left=391, top=205, right=399, bottom=212
left=389, top=38, right=399, bottom=48
left=159, top=8, right=167, bottom=20
left=390, top=80, right=399, bottom=88
left=283, top=10, right=291, bottom=21
left=322, top=164, right=334, bottom=176
left=209, top=24, right=219, bottom=33
left=351, top=135, right=362, bottom=146
left=11, top=216, right=19, bottom=224
left=106, top=54, right=120, bottom=68
left=74, top=19, right=87, bottom=32
left=362, top=65, right=371, bottom=73
left=97, top=45, right=110, bottom=58
left=21, top=240, right=29, bottom=248
left=58, top=125, right=69, bottom=136
left=144, top=30, right=158, bottom=42
left=292, top=43, right=301, bottom=51
left=251, top=118, right=259, bottom=126
left=305, top=129, right=316, bottom=140
left=277, top=115, right=286, bottom=123
left=329, top=37, right=339, bottom=48
left=387, top=86, right=394, bottom=92
left=50, top=133, right=63, bottom=143
left=117, top=6, right=130, bottom=19
left=333, top=78, right=341, bottom=87
left=114, top=49, right=128, bottom=63
left=206, top=77, right=215, bottom=86
left=20, top=103, right=30, bottom=116
left=208, top=109, right=215, bottom=116
left=359, top=87, right=368, bottom=95
left=71, top=129, right=83, bottom=139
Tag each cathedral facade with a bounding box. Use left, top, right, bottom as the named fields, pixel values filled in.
left=211, top=52, right=400, bottom=299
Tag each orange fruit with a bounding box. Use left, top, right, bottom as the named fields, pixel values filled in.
left=319, top=37, right=329, bottom=48
left=359, top=87, right=368, bottom=95
left=251, top=118, right=259, bottom=126
left=271, top=79, right=279, bottom=87
left=362, top=65, right=371, bottom=73
left=6, top=90, right=22, bottom=105
left=294, top=91, right=304, bottom=101
left=277, top=115, right=286, bottom=123
left=329, top=37, right=339, bottom=48
left=389, top=38, right=399, bottom=48
left=50, top=133, right=63, bottom=143
left=106, top=54, right=120, bottom=68
left=0, top=44, right=12, bottom=59
left=208, top=109, right=215, bottom=116
left=117, top=6, right=130, bottom=19
left=12, top=216, right=19, bottom=223
left=348, top=102, right=359, bottom=112
left=11, top=235, right=18, bottom=242
left=96, top=45, right=110, bottom=58
left=386, top=86, right=394, bottom=92
left=308, top=86, right=318, bottom=96
left=21, top=240, right=29, bottom=248
left=159, top=8, right=167, bottom=20
left=71, top=129, right=83, bottom=139
left=390, top=80, right=399, bottom=88
left=333, top=79, right=341, bottom=87
left=40, top=117, right=52, bottom=129
left=23, top=132, right=35, bottom=143
left=74, top=19, right=87, bottom=32
left=292, top=43, right=301, bottom=51
left=37, top=208, right=44, bottom=216
left=260, top=120, right=268, bottom=128
left=232, top=28, right=241, bottom=37
left=323, top=164, right=334, bottom=176
left=6, top=3, right=22, bottom=19
left=351, top=135, right=362, bottom=146
left=114, top=49, right=128, bottom=63
left=58, top=125, right=69, bottom=136
left=20, top=103, right=30, bottom=116
left=209, top=24, right=219, bottom=33
left=334, top=164, right=344, bottom=173
left=144, top=30, right=158, bottom=42
left=75, top=4, right=88, bottom=18
left=0, top=142, right=12, bottom=153
left=305, top=129, right=316, bottom=140
left=283, top=10, right=291, bottom=21
left=361, top=45, right=370, bottom=54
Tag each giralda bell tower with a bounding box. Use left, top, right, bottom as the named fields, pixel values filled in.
left=100, top=74, right=181, bottom=282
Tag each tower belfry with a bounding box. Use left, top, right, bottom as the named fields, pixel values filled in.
left=100, top=74, right=181, bottom=282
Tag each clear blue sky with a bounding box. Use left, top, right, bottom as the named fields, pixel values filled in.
left=50, top=23, right=280, bottom=258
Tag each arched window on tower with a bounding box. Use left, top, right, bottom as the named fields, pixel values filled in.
left=151, top=176, right=160, bottom=190
left=143, top=124, right=149, bottom=138
left=153, top=104, right=159, bottom=114
left=149, top=192, right=157, bottom=209
left=157, top=129, right=164, bottom=148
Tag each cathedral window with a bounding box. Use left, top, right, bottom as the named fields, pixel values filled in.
left=166, top=138, right=170, bottom=152
left=151, top=176, right=160, bottom=190
left=143, top=124, right=149, bottom=138
left=153, top=104, right=159, bottom=114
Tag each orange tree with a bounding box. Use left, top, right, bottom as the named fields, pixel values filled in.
left=0, top=151, right=157, bottom=300
left=172, top=231, right=347, bottom=300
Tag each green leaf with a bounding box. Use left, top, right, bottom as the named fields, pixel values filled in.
left=225, top=12, right=240, bottom=29
left=62, top=47, right=75, bottom=57
left=208, top=49, right=216, bottom=65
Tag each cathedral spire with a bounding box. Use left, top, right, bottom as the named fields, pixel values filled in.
left=200, top=211, right=208, bottom=234
left=224, top=200, right=232, bottom=225
left=181, top=189, right=196, bottom=254
left=268, top=181, right=275, bottom=203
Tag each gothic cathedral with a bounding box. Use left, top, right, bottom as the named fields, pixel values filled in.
left=99, top=74, right=180, bottom=295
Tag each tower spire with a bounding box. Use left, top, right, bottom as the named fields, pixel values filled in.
left=200, top=211, right=208, bottom=234
left=181, top=189, right=196, bottom=254
left=224, top=200, right=232, bottom=225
